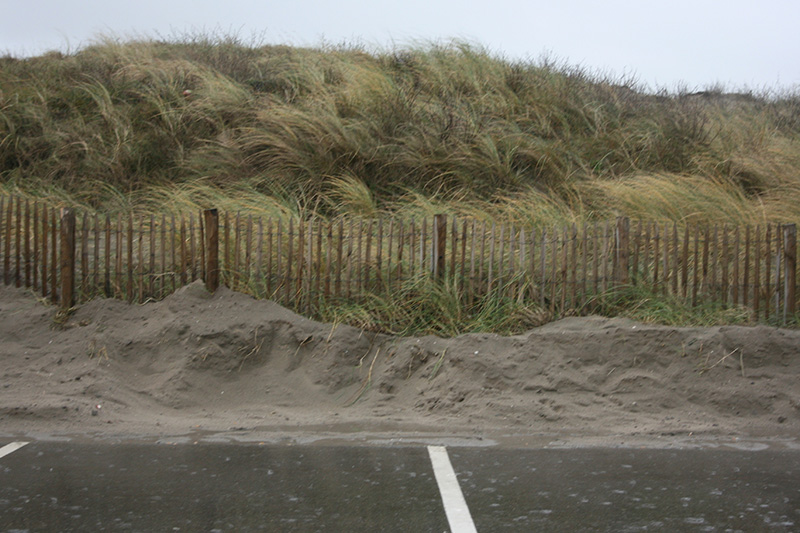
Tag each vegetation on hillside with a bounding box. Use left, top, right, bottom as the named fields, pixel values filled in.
left=1, top=35, right=799, bottom=332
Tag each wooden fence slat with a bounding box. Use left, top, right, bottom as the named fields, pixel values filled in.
left=710, top=225, right=718, bottom=301
left=461, top=219, right=468, bottom=294
left=754, top=225, right=761, bottom=318
left=511, top=225, right=519, bottom=299
left=232, top=213, right=240, bottom=290
left=661, top=223, right=669, bottom=295
left=203, top=209, right=219, bottom=292
left=570, top=224, right=578, bottom=305
left=479, top=221, right=487, bottom=296
left=255, top=218, right=263, bottom=297
left=159, top=215, right=166, bottom=297
left=180, top=215, right=188, bottom=286
left=671, top=222, right=679, bottom=295
left=24, top=199, right=30, bottom=288
left=765, top=224, right=772, bottom=321
left=497, top=223, right=505, bottom=290
left=488, top=222, right=496, bottom=294
left=450, top=216, right=457, bottom=281
left=296, top=218, right=306, bottom=308
left=681, top=225, right=690, bottom=298
left=560, top=225, right=568, bottom=311
left=702, top=225, right=710, bottom=298
left=540, top=228, right=547, bottom=307
left=691, top=224, right=700, bottom=307
left=592, top=222, right=599, bottom=295
left=420, top=218, right=427, bottom=273
left=127, top=214, right=134, bottom=302
left=631, top=220, right=641, bottom=283
left=15, top=198, right=21, bottom=287
left=602, top=221, right=609, bottom=294
left=721, top=225, right=729, bottom=306
left=138, top=217, right=145, bottom=302
left=2, top=196, right=10, bottom=285
left=93, top=214, right=100, bottom=291
left=51, top=208, right=58, bottom=304
left=346, top=219, right=354, bottom=299
left=376, top=219, right=383, bottom=287
left=364, top=220, right=372, bottom=291
left=743, top=226, right=751, bottom=308
left=276, top=219, right=283, bottom=300
left=433, top=215, right=446, bottom=280
left=245, top=215, right=253, bottom=288
left=397, top=219, right=406, bottom=286
left=267, top=218, right=274, bottom=298
left=733, top=226, right=740, bottom=306
left=324, top=221, right=332, bottom=299
left=317, top=219, right=325, bottom=300
left=169, top=214, right=177, bottom=294
left=60, top=208, right=76, bottom=309
left=518, top=227, right=526, bottom=302
left=580, top=223, right=588, bottom=304
left=336, top=219, right=344, bottom=297
left=305, top=219, right=313, bottom=312
left=199, top=210, right=206, bottom=284
left=614, top=217, right=630, bottom=286
left=784, top=224, right=796, bottom=320
left=550, top=227, right=558, bottom=312
left=81, top=213, right=89, bottom=297
left=774, top=224, right=783, bottom=318
left=41, top=204, right=48, bottom=298
left=32, top=202, right=39, bottom=290
left=190, top=214, right=197, bottom=282
left=285, top=218, right=293, bottom=305
left=149, top=215, right=156, bottom=297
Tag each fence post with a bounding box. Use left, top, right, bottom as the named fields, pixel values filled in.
left=59, top=208, right=76, bottom=309
left=784, top=223, right=796, bottom=323
left=614, top=216, right=630, bottom=286
left=204, top=209, right=219, bottom=292
left=433, top=214, right=447, bottom=279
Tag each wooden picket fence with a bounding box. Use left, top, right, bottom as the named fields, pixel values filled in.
left=1, top=195, right=797, bottom=323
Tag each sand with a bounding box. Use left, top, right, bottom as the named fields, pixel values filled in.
left=1, top=281, right=799, bottom=447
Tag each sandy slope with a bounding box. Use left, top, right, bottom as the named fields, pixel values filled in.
left=1, top=281, right=799, bottom=446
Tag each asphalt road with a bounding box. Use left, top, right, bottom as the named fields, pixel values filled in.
left=1, top=440, right=798, bottom=532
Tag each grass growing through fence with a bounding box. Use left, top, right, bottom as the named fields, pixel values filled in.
left=2, top=34, right=800, bottom=333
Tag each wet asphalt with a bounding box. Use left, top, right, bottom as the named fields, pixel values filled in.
left=0, top=440, right=798, bottom=532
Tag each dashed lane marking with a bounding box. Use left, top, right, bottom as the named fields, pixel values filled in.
left=428, top=445, right=478, bottom=533
left=0, top=441, right=29, bottom=460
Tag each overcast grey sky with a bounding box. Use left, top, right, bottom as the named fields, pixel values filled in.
left=3, top=0, right=798, bottom=91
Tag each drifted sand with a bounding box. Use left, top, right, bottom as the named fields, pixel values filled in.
left=1, top=281, right=798, bottom=448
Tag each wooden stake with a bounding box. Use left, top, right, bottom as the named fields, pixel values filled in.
left=203, top=209, right=219, bottom=293
left=59, top=208, right=76, bottom=309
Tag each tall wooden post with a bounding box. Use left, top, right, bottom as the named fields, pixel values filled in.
left=433, top=214, right=447, bottom=279
left=60, top=208, right=76, bottom=309
left=784, top=223, right=796, bottom=323
left=613, top=216, right=630, bottom=285
left=204, top=209, right=219, bottom=292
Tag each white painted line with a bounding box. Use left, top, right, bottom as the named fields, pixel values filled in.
left=0, top=441, right=29, bottom=460
left=428, top=445, right=478, bottom=533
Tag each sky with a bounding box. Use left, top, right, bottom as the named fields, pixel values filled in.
left=2, top=0, right=799, bottom=91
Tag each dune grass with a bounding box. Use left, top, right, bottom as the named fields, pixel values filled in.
left=2, top=35, right=799, bottom=332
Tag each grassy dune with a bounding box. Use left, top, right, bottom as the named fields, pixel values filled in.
left=1, top=35, right=799, bottom=332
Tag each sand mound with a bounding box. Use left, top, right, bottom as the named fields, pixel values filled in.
left=1, top=281, right=799, bottom=442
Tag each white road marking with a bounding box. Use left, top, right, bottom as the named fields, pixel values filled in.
left=428, top=445, right=478, bottom=533
left=0, top=441, right=29, bottom=459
